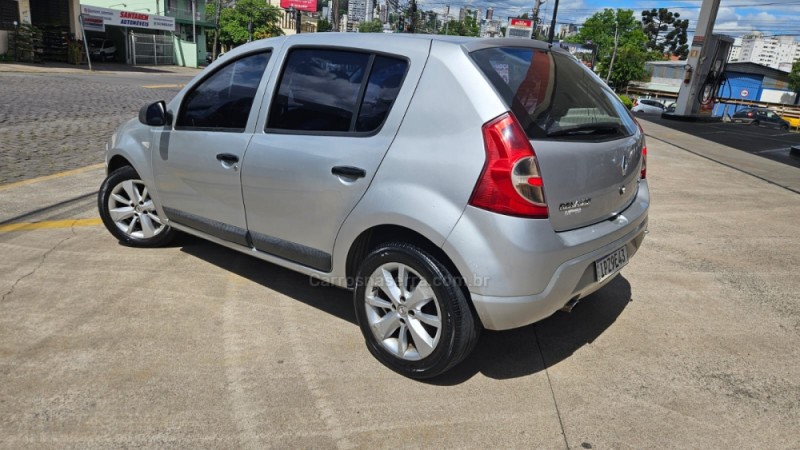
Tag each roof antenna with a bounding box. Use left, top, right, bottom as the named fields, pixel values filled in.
left=547, top=0, right=560, bottom=48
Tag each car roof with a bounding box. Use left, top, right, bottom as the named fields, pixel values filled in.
left=221, top=33, right=569, bottom=62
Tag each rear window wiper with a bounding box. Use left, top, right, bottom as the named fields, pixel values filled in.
left=546, top=122, right=622, bottom=138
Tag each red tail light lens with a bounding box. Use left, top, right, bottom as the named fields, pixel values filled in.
left=469, top=113, right=548, bottom=219
left=641, top=146, right=647, bottom=179
left=634, top=119, right=647, bottom=180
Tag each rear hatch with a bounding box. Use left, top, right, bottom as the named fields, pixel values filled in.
left=470, top=46, right=643, bottom=231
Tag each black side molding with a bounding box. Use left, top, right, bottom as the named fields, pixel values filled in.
left=250, top=231, right=332, bottom=272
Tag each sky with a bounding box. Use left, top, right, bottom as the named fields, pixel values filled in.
left=416, top=0, right=800, bottom=38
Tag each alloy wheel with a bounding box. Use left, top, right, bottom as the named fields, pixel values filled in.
left=107, top=179, right=166, bottom=240
left=364, top=262, right=442, bottom=361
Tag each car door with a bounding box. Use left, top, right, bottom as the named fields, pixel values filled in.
left=151, top=50, right=274, bottom=246
left=240, top=40, right=429, bottom=272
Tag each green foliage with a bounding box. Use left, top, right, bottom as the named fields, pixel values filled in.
left=618, top=94, right=633, bottom=110
left=358, top=19, right=384, bottom=33
left=207, top=0, right=284, bottom=47
left=439, top=15, right=480, bottom=37
left=567, top=8, right=650, bottom=90
left=642, top=8, right=689, bottom=59
left=317, top=18, right=333, bottom=32
left=788, top=60, right=800, bottom=92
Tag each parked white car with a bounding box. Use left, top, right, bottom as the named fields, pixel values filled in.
left=632, top=98, right=665, bottom=114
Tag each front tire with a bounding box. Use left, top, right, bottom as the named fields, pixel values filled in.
left=98, top=165, right=175, bottom=247
left=354, top=242, right=479, bottom=379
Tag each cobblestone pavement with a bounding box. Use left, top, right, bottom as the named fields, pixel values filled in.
left=0, top=73, right=186, bottom=185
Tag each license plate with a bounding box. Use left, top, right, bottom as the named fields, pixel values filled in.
left=595, top=246, right=628, bottom=282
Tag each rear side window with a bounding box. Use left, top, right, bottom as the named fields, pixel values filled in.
left=267, top=49, right=408, bottom=134
left=470, top=47, right=637, bottom=140
left=356, top=56, right=407, bottom=132
left=177, top=51, right=271, bottom=131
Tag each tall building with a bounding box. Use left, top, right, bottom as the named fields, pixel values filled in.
left=486, top=7, right=493, bottom=21
left=734, top=32, right=800, bottom=72
left=348, top=0, right=367, bottom=23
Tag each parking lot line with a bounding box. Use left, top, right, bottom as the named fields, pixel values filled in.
left=0, top=163, right=105, bottom=192
left=0, top=218, right=102, bottom=232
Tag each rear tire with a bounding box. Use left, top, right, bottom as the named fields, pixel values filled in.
left=353, top=242, right=479, bottom=379
left=98, top=166, right=176, bottom=248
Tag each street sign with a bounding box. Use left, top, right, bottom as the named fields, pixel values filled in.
left=740, top=89, right=749, bottom=98
left=81, top=14, right=105, bottom=32
left=79, top=5, right=175, bottom=32
left=506, top=18, right=533, bottom=39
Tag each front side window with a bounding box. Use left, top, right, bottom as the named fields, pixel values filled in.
left=267, top=49, right=408, bottom=134
left=176, top=51, right=271, bottom=132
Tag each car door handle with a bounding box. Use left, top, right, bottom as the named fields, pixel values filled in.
left=216, top=153, right=239, bottom=164
left=331, top=166, right=366, bottom=179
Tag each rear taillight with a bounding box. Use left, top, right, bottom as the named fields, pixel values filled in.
left=641, top=145, right=647, bottom=179
left=634, top=119, right=647, bottom=180
left=469, top=113, right=548, bottom=219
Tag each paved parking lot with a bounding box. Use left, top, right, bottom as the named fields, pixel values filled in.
left=1, top=81, right=798, bottom=447
left=638, top=111, right=800, bottom=168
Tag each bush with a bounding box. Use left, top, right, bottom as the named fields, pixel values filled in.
left=618, top=94, right=633, bottom=110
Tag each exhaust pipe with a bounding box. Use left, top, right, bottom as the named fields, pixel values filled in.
left=560, top=296, right=581, bottom=313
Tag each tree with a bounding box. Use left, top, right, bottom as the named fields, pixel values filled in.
left=567, top=9, right=651, bottom=90
left=208, top=0, right=284, bottom=47
left=358, top=19, right=384, bottom=33
left=788, top=60, right=800, bottom=93
left=642, top=8, right=689, bottom=59
left=317, top=19, right=333, bottom=32
left=439, top=15, right=479, bottom=36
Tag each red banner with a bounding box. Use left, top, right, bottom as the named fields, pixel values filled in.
left=509, top=18, right=532, bottom=27
left=280, top=0, right=317, bottom=12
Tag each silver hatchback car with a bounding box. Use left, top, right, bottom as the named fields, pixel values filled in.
left=99, top=34, right=649, bottom=378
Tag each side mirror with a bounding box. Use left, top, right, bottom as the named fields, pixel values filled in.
left=139, top=100, right=167, bottom=126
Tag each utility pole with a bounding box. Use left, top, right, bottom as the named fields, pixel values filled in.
left=444, top=4, right=449, bottom=35
left=409, top=0, right=417, bottom=33
left=546, top=0, right=559, bottom=45
left=332, top=0, right=339, bottom=32
left=606, top=19, right=619, bottom=84
left=212, top=0, right=222, bottom=61
left=532, top=0, right=544, bottom=38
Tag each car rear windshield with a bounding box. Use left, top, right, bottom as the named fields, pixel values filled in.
left=470, top=47, right=637, bottom=140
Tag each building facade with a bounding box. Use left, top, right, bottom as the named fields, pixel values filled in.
left=733, top=33, right=800, bottom=72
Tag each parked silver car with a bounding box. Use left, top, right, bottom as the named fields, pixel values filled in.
left=631, top=98, right=665, bottom=114
left=98, top=34, right=649, bottom=378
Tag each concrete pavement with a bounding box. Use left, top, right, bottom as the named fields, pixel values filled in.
left=0, top=122, right=798, bottom=448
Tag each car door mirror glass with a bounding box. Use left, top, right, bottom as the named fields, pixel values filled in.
left=139, top=100, right=167, bottom=126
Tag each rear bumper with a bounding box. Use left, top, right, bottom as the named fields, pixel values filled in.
left=470, top=225, right=646, bottom=330
left=443, top=180, right=649, bottom=330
